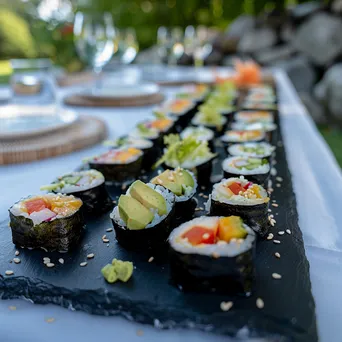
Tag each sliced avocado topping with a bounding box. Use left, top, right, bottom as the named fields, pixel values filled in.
left=247, top=158, right=262, bottom=165
left=101, top=259, right=133, bottom=284
left=151, top=170, right=183, bottom=196
left=129, top=180, right=167, bottom=216
left=118, top=195, right=154, bottom=230
left=174, top=168, right=195, bottom=188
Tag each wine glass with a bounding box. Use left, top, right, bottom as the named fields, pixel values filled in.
left=120, top=28, right=139, bottom=65
left=169, top=27, right=184, bottom=65
left=193, top=26, right=213, bottom=67
left=184, top=25, right=196, bottom=55
left=157, top=26, right=171, bottom=64
left=74, top=12, right=115, bottom=88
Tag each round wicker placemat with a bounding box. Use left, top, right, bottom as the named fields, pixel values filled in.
left=0, top=116, right=107, bottom=165
left=64, top=92, right=164, bottom=107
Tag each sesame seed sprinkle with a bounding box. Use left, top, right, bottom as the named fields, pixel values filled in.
left=13, top=258, right=21, bottom=264
left=5, top=270, right=14, bottom=276
left=103, top=239, right=109, bottom=243
left=58, top=258, right=64, bottom=264
left=202, top=233, right=210, bottom=239
left=256, top=298, right=264, bottom=309
left=278, top=231, right=285, bottom=235
left=87, top=253, right=95, bottom=259
left=80, top=262, right=87, bottom=267
left=286, top=229, right=291, bottom=235
left=273, top=240, right=281, bottom=244
left=268, top=209, right=272, bottom=212
left=272, top=203, right=279, bottom=207
left=267, top=233, right=274, bottom=240
left=275, top=252, right=281, bottom=258
left=276, top=177, right=283, bottom=182
left=272, top=273, right=282, bottom=279
left=276, top=183, right=281, bottom=188
left=121, top=184, right=127, bottom=190
left=148, top=257, right=154, bottom=263
left=220, top=301, right=233, bottom=312
left=46, top=263, right=55, bottom=268
left=203, top=195, right=209, bottom=199
left=15, top=251, right=19, bottom=256
left=106, top=228, right=113, bottom=232
left=212, top=252, right=220, bottom=259
left=102, top=235, right=107, bottom=240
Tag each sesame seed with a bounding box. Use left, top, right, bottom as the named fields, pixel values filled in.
left=276, top=183, right=281, bottom=188
left=157, top=179, right=163, bottom=184
left=199, top=193, right=204, bottom=197
left=106, top=228, right=113, bottom=232
left=201, top=186, right=206, bottom=190
left=276, top=177, right=283, bottom=182
left=278, top=231, right=284, bottom=235
left=267, top=233, right=274, bottom=240
left=268, top=209, right=272, bottom=212
left=202, top=233, right=210, bottom=239
left=58, top=258, right=64, bottom=264
left=8, top=306, right=16, bottom=311
left=43, top=257, right=50, bottom=264
left=286, top=229, right=291, bottom=235
left=87, top=253, right=95, bottom=259
left=272, top=273, right=282, bottom=279
left=212, top=252, right=220, bottom=259
left=270, top=220, right=275, bottom=227
left=220, top=301, right=233, bottom=312
left=80, top=262, right=87, bottom=267
left=45, top=318, right=55, bottom=323
left=230, top=238, right=237, bottom=243
left=256, top=298, right=264, bottom=309
left=121, top=184, right=127, bottom=190
left=275, top=252, right=281, bottom=258
left=272, top=203, right=279, bottom=207
left=136, top=330, right=144, bottom=336
left=112, top=200, right=117, bottom=204
left=15, top=251, right=19, bottom=256
left=217, top=240, right=227, bottom=245
left=148, top=257, right=154, bottom=263
left=273, top=240, right=281, bottom=244
left=46, top=263, right=55, bottom=268
left=203, top=195, right=209, bottom=199
left=103, top=239, right=109, bottom=243
left=237, top=239, right=244, bottom=244
left=5, top=270, right=14, bottom=276
left=102, top=235, right=107, bottom=239
left=13, top=258, right=21, bottom=264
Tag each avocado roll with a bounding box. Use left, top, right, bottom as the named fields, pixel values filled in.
left=169, top=216, right=256, bottom=294
left=103, top=136, right=157, bottom=171
left=234, top=110, right=274, bottom=124
left=9, top=194, right=84, bottom=252
left=220, top=129, right=265, bottom=148
left=110, top=180, right=175, bottom=252
left=227, top=142, right=275, bottom=162
left=231, top=122, right=278, bottom=143
left=222, top=156, right=270, bottom=188
left=155, top=134, right=217, bottom=186
left=88, top=147, right=143, bottom=184
left=143, top=114, right=176, bottom=137
left=207, top=177, right=270, bottom=236
left=151, top=168, right=197, bottom=224
left=40, top=170, right=113, bottom=215
left=180, top=126, right=215, bottom=152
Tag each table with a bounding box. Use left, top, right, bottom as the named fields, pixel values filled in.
left=1, top=68, right=341, bottom=342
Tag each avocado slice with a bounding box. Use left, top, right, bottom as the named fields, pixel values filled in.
left=174, top=168, right=195, bottom=188
left=118, top=195, right=154, bottom=230
left=62, top=175, right=82, bottom=185
left=151, top=170, right=183, bottom=196
left=129, top=180, right=167, bottom=216
left=111, top=259, right=134, bottom=282
left=248, top=158, right=262, bottom=165
left=218, top=216, right=247, bottom=242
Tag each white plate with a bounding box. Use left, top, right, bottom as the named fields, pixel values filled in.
left=0, top=105, right=78, bottom=140
left=80, top=82, right=160, bottom=100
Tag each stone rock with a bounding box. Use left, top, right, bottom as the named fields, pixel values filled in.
left=237, top=27, right=277, bottom=55
left=271, top=56, right=316, bottom=93
left=214, top=15, right=255, bottom=54
left=314, top=63, right=342, bottom=121
left=289, top=2, right=323, bottom=22
left=292, top=13, right=342, bottom=66
left=255, top=45, right=295, bottom=66
left=299, top=93, right=327, bottom=125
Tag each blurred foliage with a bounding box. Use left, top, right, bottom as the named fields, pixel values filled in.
left=319, top=126, right=342, bottom=167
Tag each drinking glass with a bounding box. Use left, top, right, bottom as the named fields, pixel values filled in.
left=193, top=26, right=213, bottom=67
left=119, top=28, right=139, bottom=65
left=74, top=12, right=115, bottom=86
left=184, top=25, right=196, bottom=56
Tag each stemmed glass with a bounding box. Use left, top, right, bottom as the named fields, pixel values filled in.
left=73, top=12, right=115, bottom=88
left=193, top=26, right=213, bottom=67
left=157, top=27, right=184, bottom=65
left=119, top=28, right=139, bottom=65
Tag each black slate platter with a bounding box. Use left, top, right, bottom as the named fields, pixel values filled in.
left=0, top=108, right=317, bottom=341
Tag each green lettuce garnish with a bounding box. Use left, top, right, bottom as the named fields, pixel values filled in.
left=153, top=110, right=168, bottom=119
left=154, top=134, right=216, bottom=168
left=196, top=105, right=224, bottom=128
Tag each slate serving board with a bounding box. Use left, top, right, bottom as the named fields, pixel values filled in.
left=0, top=100, right=317, bottom=341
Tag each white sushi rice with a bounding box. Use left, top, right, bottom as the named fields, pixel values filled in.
left=234, top=111, right=274, bottom=124
left=210, top=177, right=269, bottom=206
left=180, top=126, right=214, bottom=142
left=105, top=137, right=153, bottom=150
left=231, top=122, right=277, bottom=133
left=110, top=183, right=175, bottom=229
left=222, top=156, right=270, bottom=175
left=228, top=142, right=275, bottom=159
left=169, top=216, right=255, bottom=257
left=10, top=193, right=82, bottom=226
left=52, top=170, right=104, bottom=193
left=191, top=112, right=227, bottom=128
left=220, top=130, right=265, bottom=143
left=129, top=127, right=160, bottom=140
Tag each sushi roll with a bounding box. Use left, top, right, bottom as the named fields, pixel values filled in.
left=180, top=126, right=215, bottom=152
left=244, top=92, right=277, bottom=104
left=151, top=168, right=197, bottom=223
left=104, top=136, right=157, bottom=171
left=88, top=147, right=143, bottom=184
left=227, top=142, right=275, bottom=162
left=40, top=170, right=113, bottom=215
left=220, top=129, right=265, bottom=148
left=176, top=83, right=210, bottom=103
left=241, top=101, right=278, bottom=112
left=191, top=108, right=227, bottom=136
left=110, top=180, right=175, bottom=252
left=129, top=123, right=162, bottom=146
left=234, top=111, right=274, bottom=124
left=143, top=113, right=176, bottom=137
left=222, top=156, right=270, bottom=188
left=207, top=177, right=270, bottom=236
left=231, top=122, right=278, bottom=143
left=9, top=194, right=84, bottom=252
left=169, top=216, right=256, bottom=294
left=155, top=134, right=216, bottom=186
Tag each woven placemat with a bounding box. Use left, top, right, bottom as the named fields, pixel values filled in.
left=63, top=92, right=164, bottom=107
left=0, top=116, right=107, bottom=165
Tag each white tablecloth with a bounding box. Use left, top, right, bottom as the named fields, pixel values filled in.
left=1, top=68, right=341, bottom=342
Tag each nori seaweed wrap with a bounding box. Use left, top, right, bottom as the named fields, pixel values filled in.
left=9, top=194, right=84, bottom=252
left=88, top=147, right=143, bottom=184
left=110, top=181, right=176, bottom=252
left=169, top=216, right=256, bottom=295
left=222, top=156, right=270, bottom=189
left=40, top=170, right=113, bottom=215
left=207, top=177, right=270, bottom=236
